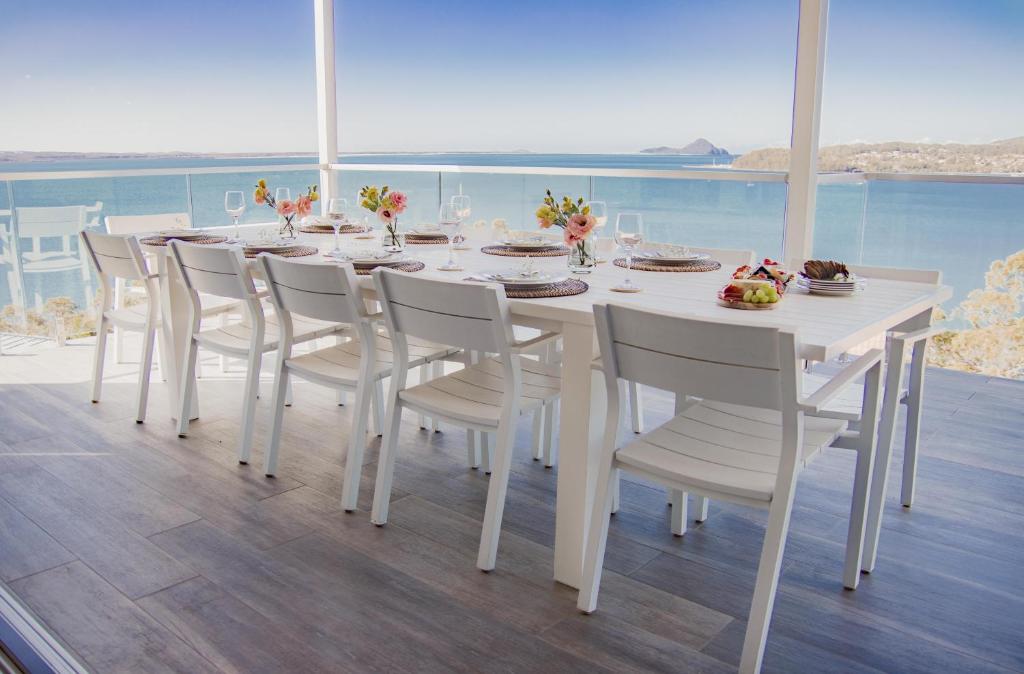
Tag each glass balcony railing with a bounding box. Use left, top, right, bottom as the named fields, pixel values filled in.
left=0, top=163, right=1020, bottom=378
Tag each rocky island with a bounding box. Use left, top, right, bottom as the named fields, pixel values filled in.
left=640, top=138, right=730, bottom=156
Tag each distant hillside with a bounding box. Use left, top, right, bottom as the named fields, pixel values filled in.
left=732, top=138, right=1024, bottom=173
left=640, top=138, right=730, bottom=156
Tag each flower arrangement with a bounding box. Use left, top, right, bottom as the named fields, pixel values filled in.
left=535, top=190, right=596, bottom=268
left=359, top=185, right=408, bottom=249
left=253, top=179, right=318, bottom=238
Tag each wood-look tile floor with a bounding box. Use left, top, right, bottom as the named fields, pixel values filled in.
left=1, top=337, right=1022, bottom=673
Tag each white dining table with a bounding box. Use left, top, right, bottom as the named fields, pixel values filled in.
left=144, top=230, right=952, bottom=590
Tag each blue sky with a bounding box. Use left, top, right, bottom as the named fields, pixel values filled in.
left=1, top=0, right=1020, bottom=153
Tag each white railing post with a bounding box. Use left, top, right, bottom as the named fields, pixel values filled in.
left=783, top=0, right=829, bottom=264
left=313, top=0, right=339, bottom=211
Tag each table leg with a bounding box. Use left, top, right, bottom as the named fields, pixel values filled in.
left=157, top=255, right=198, bottom=421
left=553, top=321, right=606, bottom=589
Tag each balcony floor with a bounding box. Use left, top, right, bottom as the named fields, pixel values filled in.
left=1, top=337, right=1022, bottom=673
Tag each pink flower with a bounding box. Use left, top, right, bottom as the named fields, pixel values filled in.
left=564, top=229, right=585, bottom=246
left=276, top=199, right=296, bottom=216
left=377, top=208, right=396, bottom=224
left=387, top=191, right=408, bottom=214
left=295, top=195, right=313, bottom=217
left=566, top=213, right=596, bottom=238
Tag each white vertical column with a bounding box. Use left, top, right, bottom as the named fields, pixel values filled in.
left=783, top=0, right=829, bottom=264
left=313, top=0, right=339, bottom=210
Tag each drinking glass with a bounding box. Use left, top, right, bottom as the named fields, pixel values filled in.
left=275, top=187, right=291, bottom=203
left=224, top=191, right=245, bottom=240
left=327, top=197, right=348, bottom=257
left=438, top=202, right=462, bottom=270
left=585, top=200, right=608, bottom=261
left=614, top=213, right=645, bottom=291
left=450, top=195, right=471, bottom=249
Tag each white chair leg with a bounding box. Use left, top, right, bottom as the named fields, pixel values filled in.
left=531, top=405, right=545, bottom=460
left=284, top=374, right=294, bottom=407
left=263, top=362, right=291, bottom=477
left=90, top=316, right=109, bottom=403
left=341, top=381, right=372, bottom=512
left=694, top=495, right=709, bottom=523
left=430, top=361, right=442, bottom=432
left=237, top=350, right=263, bottom=464
left=843, top=446, right=875, bottom=590
left=901, top=344, right=927, bottom=507
left=135, top=322, right=157, bottom=423
left=610, top=469, right=621, bottom=515
left=629, top=381, right=644, bottom=433
left=670, top=489, right=687, bottom=536
left=113, top=279, right=126, bottom=364
left=218, top=312, right=230, bottom=373
left=576, top=458, right=618, bottom=613
left=480, top=432, right=493, bottom=475
left=542, top=399, right=558, bottom=468
left=371, top=379, right=385, bottom=437
left=466, top=430, right=481, bottom=469
left=738, top=481, right=797, bottom=674
left=336, top=389, right=347, bottom=406
left=176, top=339, right=200, bottom=437
left=417, top=364, right=429, bottom=429
left=370, top=402, right=404, bottom=526
left=476, top=420, right=517, bottom=571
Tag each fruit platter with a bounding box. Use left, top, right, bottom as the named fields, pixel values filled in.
left=717, top=278, right=782, bottom=310
left=731, top=258, right=795, bottom=293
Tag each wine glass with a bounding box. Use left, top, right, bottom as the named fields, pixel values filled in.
left=274, top=187, right=291, bottom=203
left=584, top=200, right=608, bottom=261
left=437, top=202, right=462, bottom=270
left=614, top=213, right=645, bottom=291
left=450, top=195, right=471, bottom=249
left=327, top=197, right=348, bottom=257
left=224, top=191, right=245, bottom=241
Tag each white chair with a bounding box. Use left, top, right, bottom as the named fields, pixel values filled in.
left=9, top=205, right=99, bottom=310
left=369, top=268, right=562, bottom=571
left=626, top=246, right=756, bottom=435
left=80, top=231, right=159, bottom=423
left=168, top=241, right=346, bottom=463
left=257, top=254, right=457, bottom=509
left=578, top=303, right=884, bottom=674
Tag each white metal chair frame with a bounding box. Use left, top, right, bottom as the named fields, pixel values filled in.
left=81, top=230, right=159, bottom=423
left=168, top=241, right=345, bottom=464
left=369, top=268, right=561, bottom=571
left=578, top=303, right=884, bottom=674
left=257, top=254, right=457, bottom=510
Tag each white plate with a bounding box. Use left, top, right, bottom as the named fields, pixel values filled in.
left=348, top=253, right=407, bottom=265
left=243, top=242, right=295, bottom=252
left=157, top=229, right=205, bottom=240
left=797, top=277, right=864, bottom=296
left=636, top=251, right=710, bottom=263
left=501, top=239, right=561, bottom=249
left=486, top=270, right=567, bottom=286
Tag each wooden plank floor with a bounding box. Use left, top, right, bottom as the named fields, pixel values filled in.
left=1, top=337, right=1023, bottom=673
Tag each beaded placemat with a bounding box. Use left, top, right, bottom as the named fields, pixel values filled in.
left=139, top=235, right=228, bottom=246
left=243, top=245, right=319, bottom=259
left=298, top=223, right=367, bottom=234
left=465, top=277, right=588, bottom=298
left=405, top=234, right=449, bottom=245
left=613, top=258, right=721, bottom=272
left=353, top=260, right=425, bottom=275
left=481, top=244, right=569, bottom=257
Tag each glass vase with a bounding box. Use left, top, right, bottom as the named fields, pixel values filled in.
left=382, top=222, right=404, bottom=252
left=278, top=215, right=297, bottom=239
left=568, top=237, right=596, bottom=273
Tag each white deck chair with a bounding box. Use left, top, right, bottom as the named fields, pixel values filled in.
left=369, top=268, right=562, bottom=571
left=11, top=205, right=96, bottom=310
left=257, top=254, right=457, bottom=509
left=80, top=231, right=159, bottom=423
left=168, top=242, right=346, bottom=463
left=579, top=303, right=884, bottom=674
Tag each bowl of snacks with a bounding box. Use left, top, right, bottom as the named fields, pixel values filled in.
left=717, top=278, right=782, bottom=310
left=797, top=260, right=865, bottom=296
left=732, top=258, right=794, bottom=294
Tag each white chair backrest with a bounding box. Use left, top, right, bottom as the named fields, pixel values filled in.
left=787, top=260, right=941, bottom=285
left=80, top=231, right=149, bottom=281
left=15, top=206, right=87, bottom=239
left=106, top=213, right=191, bottom=235
left=259, top=255, right=365, bottom=325
left=168, top=241, right=256, bottom=302
left=594, top=303, right=800, bottom=411
left=372, top=268, right=514, bottom=354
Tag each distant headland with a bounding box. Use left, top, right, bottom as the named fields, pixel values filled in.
left=639, top=138, right=730, bottom=156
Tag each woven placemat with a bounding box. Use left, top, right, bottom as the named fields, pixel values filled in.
left=353, top=260, right=425, bottom=275
left=465, top=277, right=588, bottom=298
left=243, top=245, right=319, bottom=259
left=298, top=223, right=367, bottom=234
left=613, top=258, right=721, bottom=272
left=481, top=244, right=569, bottom=257
left=139, top=235, right=227, bottom=247
left=405, top=235, right=449, bottom=245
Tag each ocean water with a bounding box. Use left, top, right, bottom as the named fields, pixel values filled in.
left=1, top=153, right=1021, bottom=315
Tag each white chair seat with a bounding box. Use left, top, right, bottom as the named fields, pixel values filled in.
left=615, top=400, right=848, bottom=502
left=105, top=302, right=155, bottom=330
left=286, top=333, right=456, bottom=385
left=196, top=309, right=342, bottom=355
left=21, top=253, right=84, bottom=273
left=803, top=371, right=910, bottom=420
left=399, top=357, right=561, bottom=428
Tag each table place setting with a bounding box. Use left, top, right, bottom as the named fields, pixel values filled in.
left=323, top=248, right=426, bottom=275
left=139, top=229, right=228, bottom=246
left=464, top=265, right=589, bottom=298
